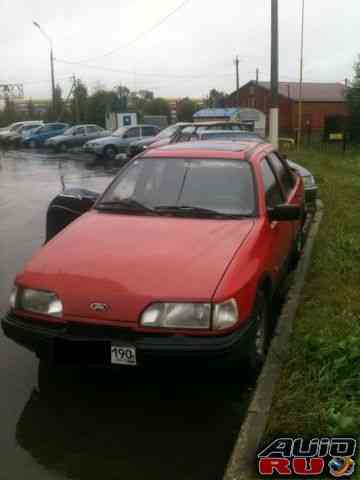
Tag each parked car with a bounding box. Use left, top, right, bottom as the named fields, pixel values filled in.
left=45, top=124, right=109, bottom=152
left=22, top=123, right=69, bottom=148
left=0, top=121, right=44, bottom=144
left=125, top=122, right=192, bottom=159
left=84, top=124, right=161, bottom=160
left=2, top=139, right=305, bottom=377
left=1, top=122, right=44, bottom=146
left=197, top=129, right=317, bottom=209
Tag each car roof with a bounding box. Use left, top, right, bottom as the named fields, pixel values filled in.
left=143, top=140, right=269, bottom=161
left=199, top=130, right=260, bottom=136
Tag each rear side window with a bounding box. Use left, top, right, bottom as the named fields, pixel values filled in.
left=261, top=159, right=284, bottom=208
left=142, top=126, right=158, bottom=136
left=267, top=153, right=294, bottom=197
left=75, top=127, right=86, bottom=135
left=87, top=126, right=100, bottom=134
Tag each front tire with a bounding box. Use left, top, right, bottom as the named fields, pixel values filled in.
left=57, top=142, right=68, bottom=153
left=245, top=290, right=270, bottom=376
left=104, top=145, right=117, bottom=160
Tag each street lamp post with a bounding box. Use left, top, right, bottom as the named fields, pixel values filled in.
left=269, top=0, right=279, bottom=149
left=33, top=21, right=56, bottom=117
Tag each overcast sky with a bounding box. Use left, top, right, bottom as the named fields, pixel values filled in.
left=1, top=0, right=359, bottom=100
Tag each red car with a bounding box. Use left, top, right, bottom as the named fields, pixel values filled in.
left=3, top=140, right=304, bottom=374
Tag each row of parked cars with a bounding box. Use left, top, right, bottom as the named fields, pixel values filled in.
left=0, top=119, right=317, bottom=208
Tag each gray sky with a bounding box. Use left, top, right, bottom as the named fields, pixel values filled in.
left=1, top=0, right=359, bottom=100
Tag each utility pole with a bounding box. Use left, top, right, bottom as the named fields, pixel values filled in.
left=269, top=0, right=279, bottom=149
left=256, top=68, right=260, bottom=85
left=33, top=21, right=56, bottom=117
left=235, top=55, right=240, bottom=107
left=297, top=0, right=305, bottom=150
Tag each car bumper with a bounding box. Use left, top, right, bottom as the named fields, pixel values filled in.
left=2, top=312, right=256, bottom=367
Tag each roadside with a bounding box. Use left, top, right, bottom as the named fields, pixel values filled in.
left=264, top=149, right=360, bottom=477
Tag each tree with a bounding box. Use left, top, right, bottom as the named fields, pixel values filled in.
left=86, top=89, right=119, bottom=127
left=177, top=97, right=199, bottom=122
left=71, top=79, right=88, bottom=123
left=346, top=56, right=360, bottom=141
left=26, top=99, right=36, bottom=119
left=143, top=97, right=171, bottom=121
left=3, top=97, right=17, bottom=124
left=206, top=89, right=228, bottom=108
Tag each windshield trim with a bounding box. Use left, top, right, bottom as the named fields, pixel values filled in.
left=95, top=156, right=259, bottom=218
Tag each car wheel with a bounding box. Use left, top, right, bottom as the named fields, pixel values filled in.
left=29, top=139, right=37, bottom=149
left=104, top=146, right=117, bottom=160
left=290, top=228, right=305, bottom=270
left=245, top=290, right=270, bottom=376
left=58, top=142, right=68, bottom=153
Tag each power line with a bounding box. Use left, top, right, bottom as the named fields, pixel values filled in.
left=55, top=57, right=234, bottom=80
left=73, top=0, right=191, bottom=64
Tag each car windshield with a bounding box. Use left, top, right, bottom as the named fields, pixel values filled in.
left=112, top=127, right=128, bottom=137
left=63, top=127, right=75, bottom=135
left=156, top=124, right=181, bottom=140
left=200, top=131, right=260, bottom=141
left=97, top=157, right=255, bottom=217
left=9, top=123, right=23, bottom=132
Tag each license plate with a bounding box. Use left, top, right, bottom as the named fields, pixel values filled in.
left=111, top=345, right=137, bottom=366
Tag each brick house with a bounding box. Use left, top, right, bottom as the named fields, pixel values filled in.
left=226, top=81, right=348, bottom=135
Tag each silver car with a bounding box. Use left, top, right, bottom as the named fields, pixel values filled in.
left=84, top=124, right=161, bottom=160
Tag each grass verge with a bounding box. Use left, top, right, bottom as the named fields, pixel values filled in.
left=265, top=148, right=360, bottom=475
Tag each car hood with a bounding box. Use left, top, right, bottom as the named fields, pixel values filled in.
left=87, top=135, right=124, bottom=146
left=46, top=134, right=71, bottom=143
left=130, top=136, right=158, bottom=147
left=17, top=211, right=255, bottom=325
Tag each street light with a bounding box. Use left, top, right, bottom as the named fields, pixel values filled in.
left=33, top=21, right=56, bottom=116
left=297, top=0, right=305, bottom=150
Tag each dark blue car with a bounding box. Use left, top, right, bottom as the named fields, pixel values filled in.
left=22, top=123, right=69, bottom=148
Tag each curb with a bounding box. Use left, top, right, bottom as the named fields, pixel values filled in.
left=223, top=200, right=324, bottom=480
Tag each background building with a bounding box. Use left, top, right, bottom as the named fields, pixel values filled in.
left=226, top=80, right=348, bottom=136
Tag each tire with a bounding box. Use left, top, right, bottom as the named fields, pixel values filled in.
left=244, top=290, right=270, bottom=376
left=29, top=139, right=38, bottom=149
left=104, top=145, right=117, bottom=160
left=290, top=228, right=305, bottom=270
left=57, top=142, right=68, bottom=153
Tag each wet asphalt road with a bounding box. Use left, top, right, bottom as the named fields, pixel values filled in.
left=0, top=148, right=253, bottom=480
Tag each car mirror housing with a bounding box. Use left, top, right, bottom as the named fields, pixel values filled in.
left=267, top=204, right=302, bottom=222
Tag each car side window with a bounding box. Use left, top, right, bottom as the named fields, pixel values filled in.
left=75, top=127, right=86, bottom=135
left=87, top=126, right=99, bottom=134
left=123, top=127, right=140, bottom=138
left=261, top=158, right=284, bottom=208
left=142, top=126, right=156, bottom=137
left=267, top=153, right=294, bottom=197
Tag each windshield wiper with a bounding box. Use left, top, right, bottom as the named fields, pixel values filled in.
left=97, top=198, right=155, bottom=213
left=155, top=205, right=249, bottom=218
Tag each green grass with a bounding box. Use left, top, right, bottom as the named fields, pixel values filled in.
left=265, top=148, right=360, bottom=476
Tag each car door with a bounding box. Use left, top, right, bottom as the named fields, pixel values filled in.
left=86, top=125, right=104, bottom=141
left=267, top=152, right=304, bottom=239
left=260, top=156, right=294, bottom=285
left=70, top=126, right=87, bottom=146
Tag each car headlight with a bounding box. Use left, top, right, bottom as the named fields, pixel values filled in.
left=213, top=299, right=239, bottom=330
left=141, top=303, right=211, bottom=329
left=302, top=175, right=315, bottom=188
left=11, top=287, right=63, bottom=317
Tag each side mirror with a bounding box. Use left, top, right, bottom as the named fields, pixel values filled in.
left=267, top=204, right=301, bottom=222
